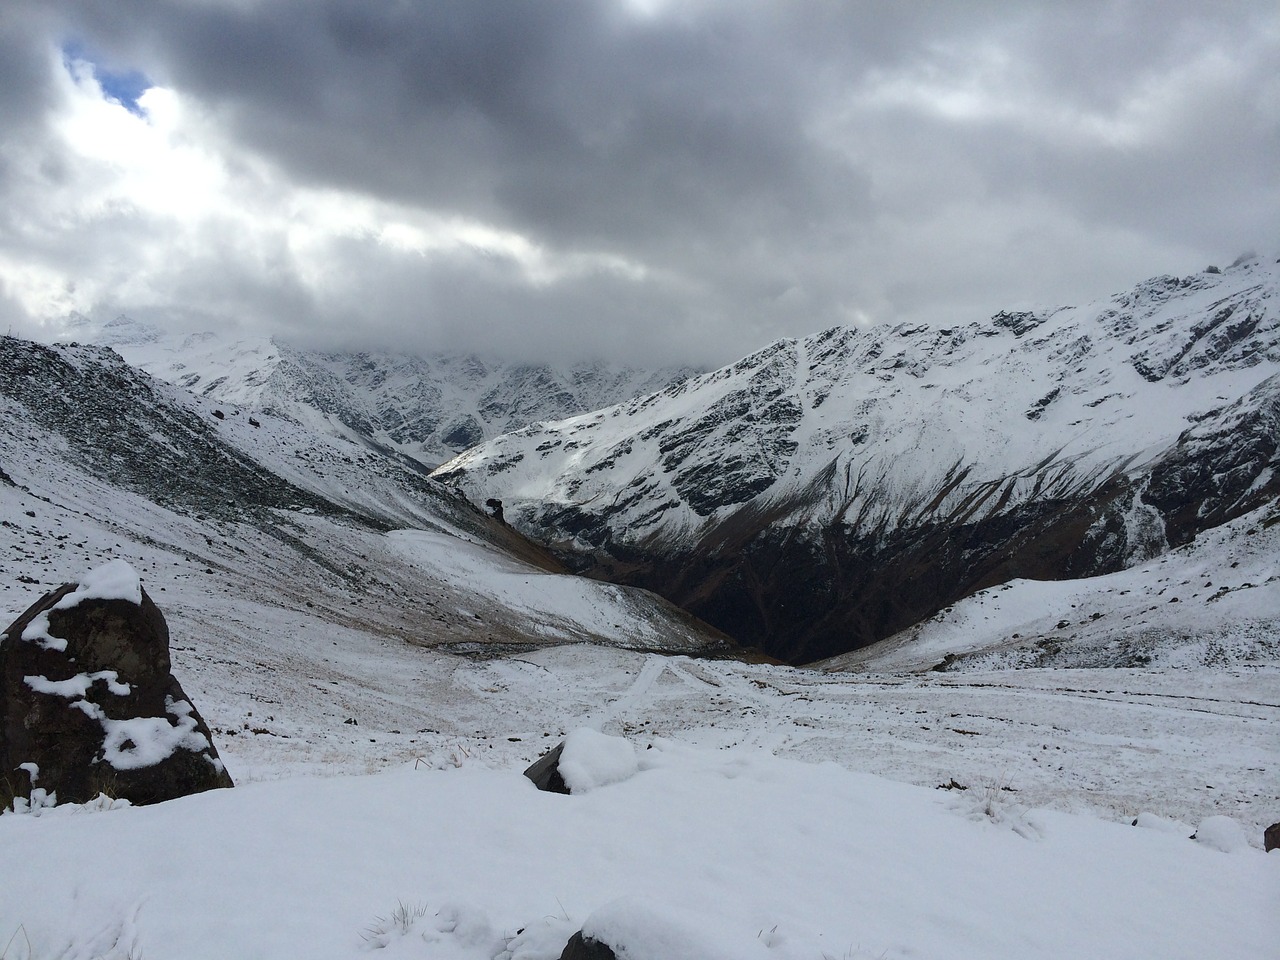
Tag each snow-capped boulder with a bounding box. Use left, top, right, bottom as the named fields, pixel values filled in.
left=562, top=898, right=734, bottom=960
left=1, top=560, right=233, bottom=807
left=524, top=729, right=638, bottom=795
left=558, top=729, right=639, bottom=793
left=1192, top=816, right=1250, bottom=853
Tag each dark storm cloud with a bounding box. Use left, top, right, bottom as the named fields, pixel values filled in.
left=905, top=2, right=1280, bottom=243
left=0, top=5, right=61, bottom=205
left=0, top=8, right=55, bottom=124
left=57, top=1, right=875, bottom=246
left=3, top=1, right=1278, bottom=363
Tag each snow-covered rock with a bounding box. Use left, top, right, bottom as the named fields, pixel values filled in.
left=557, top=729, right=639, bottom=793
left=1194, top=815, right=1251, bottom=853
left=1, top=560, right=233, bottom=807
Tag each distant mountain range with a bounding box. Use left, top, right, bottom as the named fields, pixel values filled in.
left=77, top=315, right=698, bottom=467
left=435, top=254, right=1280, bottom=664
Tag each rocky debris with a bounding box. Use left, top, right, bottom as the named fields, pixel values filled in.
left=1265, top=822, right=1280, bottom=852
left=523, top=741, right=569, bottom=794
left=559, top=931, right=616, bottom=960
left=486, top=498, right=506, bottom=524
left=1, top=560, right=233, bottom=807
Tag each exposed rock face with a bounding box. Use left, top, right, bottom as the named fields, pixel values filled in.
left=1, top=561, right=233, bottom=807
left=0, top=337, right=364, bottom=528
left=523, top=742, right=569, bottom=794
left=1266, top=822, right=1280, bottom=852
left=559, top=932, right=617, bottom=960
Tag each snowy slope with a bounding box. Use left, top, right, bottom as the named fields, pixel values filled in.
left=436, top=255, right=1280, bottom=662
left=82, top=315, right=697, bottom=466
left=822, top=499, right=1280, bottom=673
left=0, top=335, right=729, bottom=659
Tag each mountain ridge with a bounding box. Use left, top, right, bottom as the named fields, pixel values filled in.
left=0, top=335, right=731, bottom=659
left=76, top=316, right=699, bottom=467
left=434, top=254, right=1280, bottom=663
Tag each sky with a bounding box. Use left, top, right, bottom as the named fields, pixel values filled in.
left=0, top=1, right=1276, bottom=367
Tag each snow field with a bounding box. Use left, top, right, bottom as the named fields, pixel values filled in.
left=1, top=739, right=1275, bottom=960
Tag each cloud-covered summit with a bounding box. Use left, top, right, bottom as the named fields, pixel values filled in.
left=2, top=1, right=1276, bottom=365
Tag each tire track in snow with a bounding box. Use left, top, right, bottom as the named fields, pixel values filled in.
left=668, top=659, right=824, bottom=753
left=928, top=679, right=1280, bottom=722
left=588, top=655, right=669, bottom=731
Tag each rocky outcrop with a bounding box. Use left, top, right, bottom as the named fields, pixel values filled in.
left=1142, top=373, right=1280, bottom=546
left=1266, top=822, right=1280, bottom=853
left=1, top=560, right=233, bottom=807
left=559, top=932, right=617, bottom=960
left=524, top=742, right=569, bottom=794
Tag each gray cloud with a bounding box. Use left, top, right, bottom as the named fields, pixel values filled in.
left=1, top=1, right=1277, bottom=366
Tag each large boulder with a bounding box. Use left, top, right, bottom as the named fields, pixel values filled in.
left=1, top=560, right=233, bottom=807
left=524, top=730, right=639, bottom=795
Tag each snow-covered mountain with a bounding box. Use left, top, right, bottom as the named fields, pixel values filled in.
left=435, top=254, right=1280, bottom=664
left=79, top=316, right=698, bottom=466
left=0, top=335, right=729, bottom=659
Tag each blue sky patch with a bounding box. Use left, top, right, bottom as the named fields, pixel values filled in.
left=62, top=40, right=152, bottom=117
